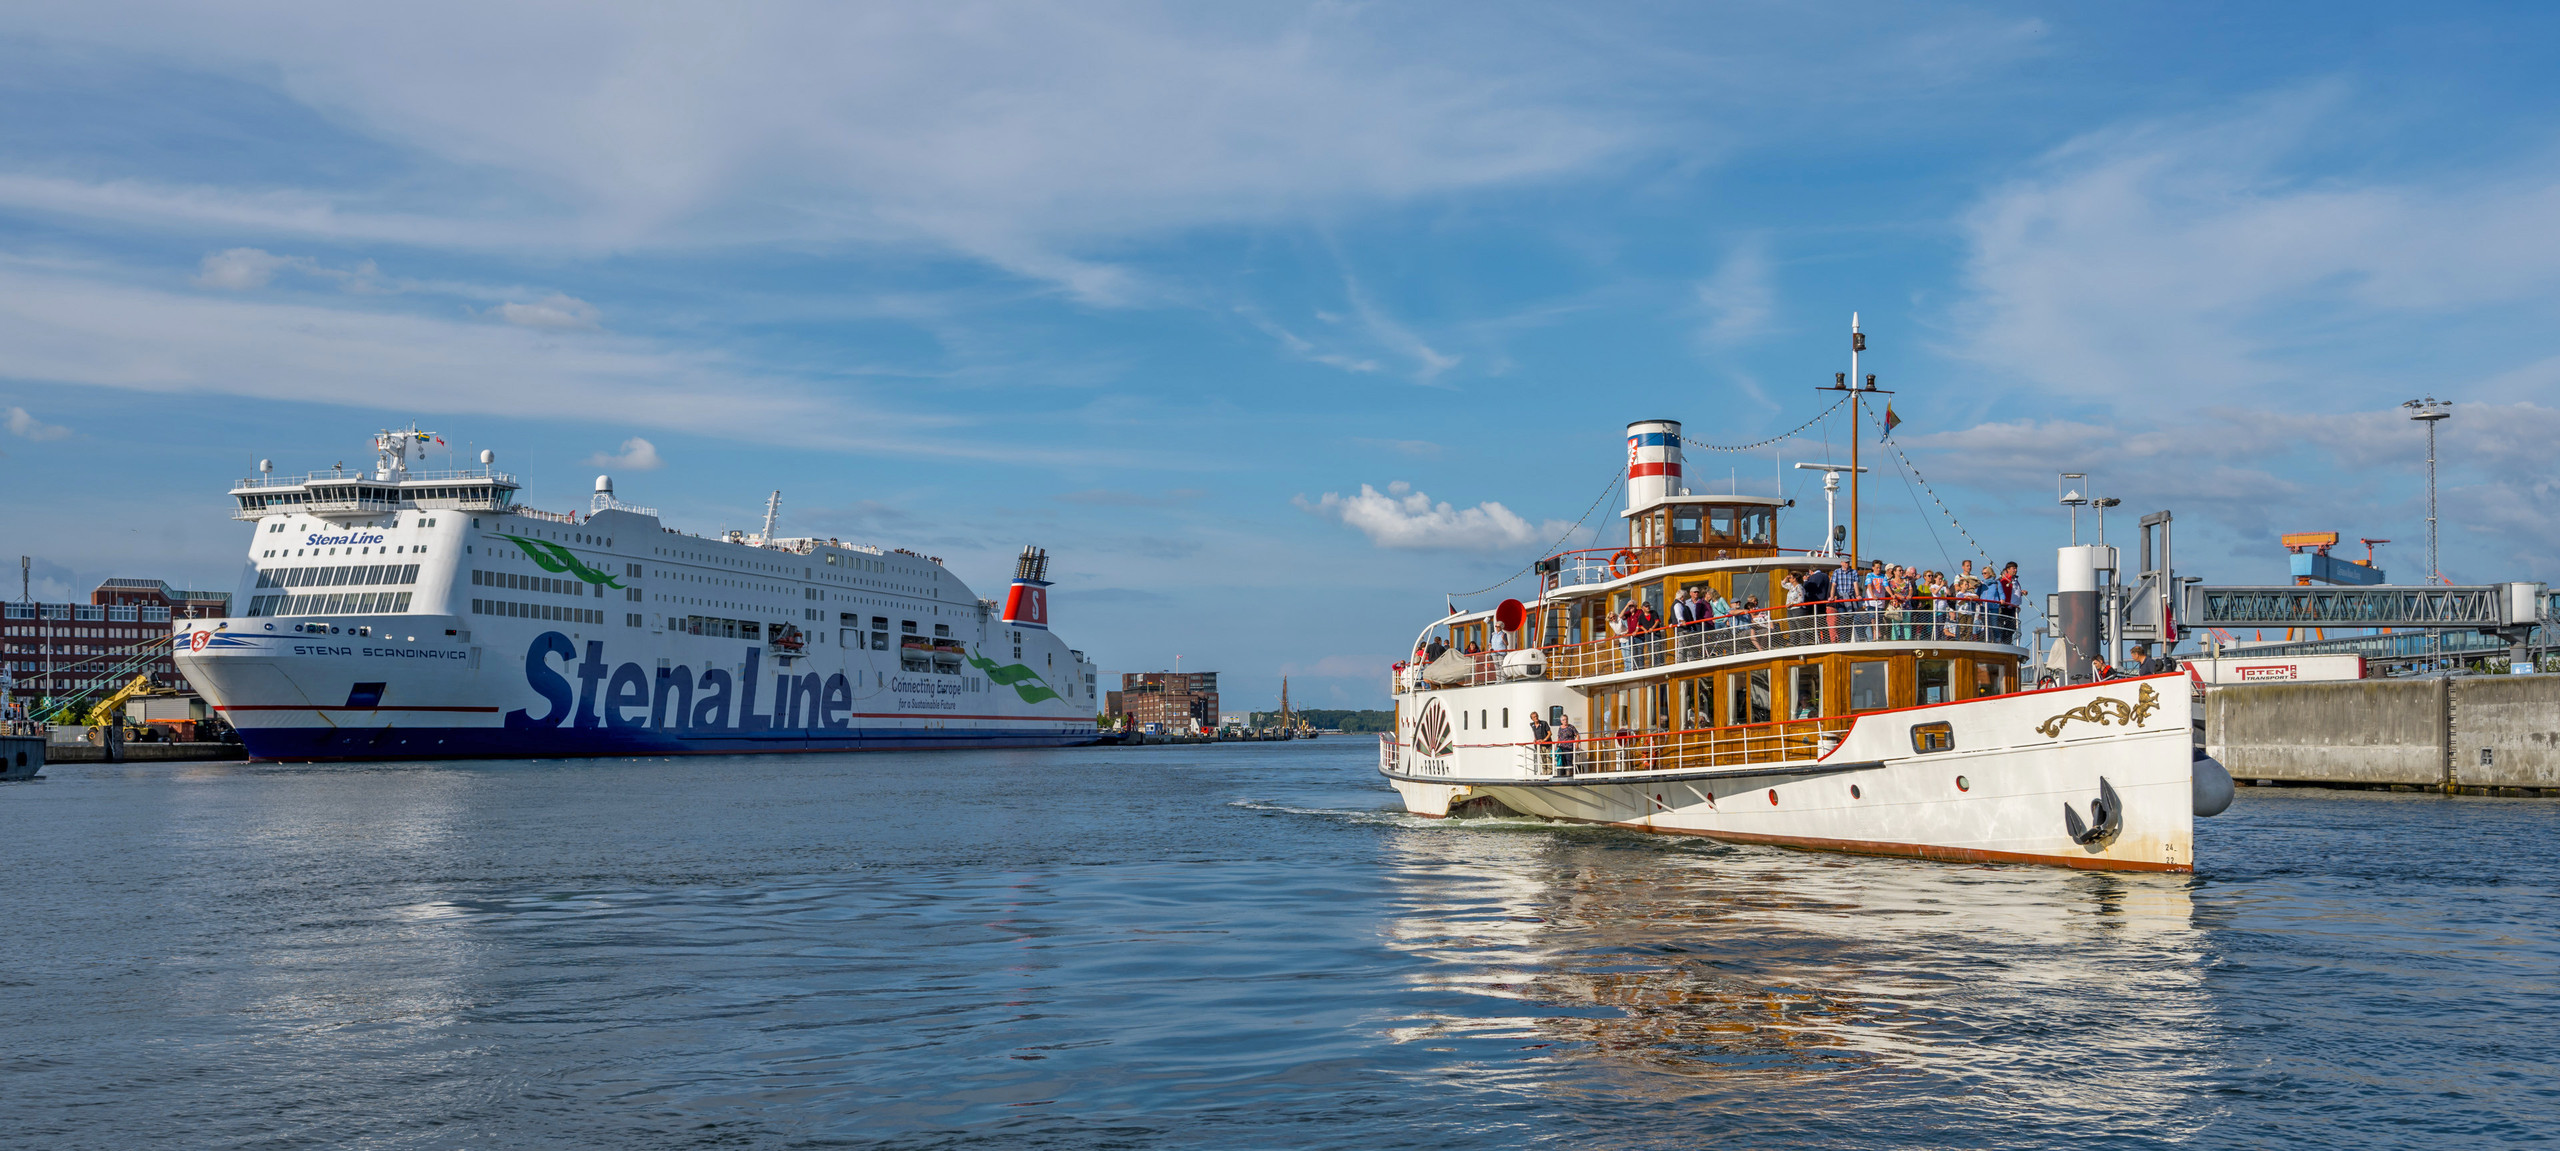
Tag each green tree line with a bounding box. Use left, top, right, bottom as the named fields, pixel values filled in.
left=1247, top=708, right=1394, bottom=732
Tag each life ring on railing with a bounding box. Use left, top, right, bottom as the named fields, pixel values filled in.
left=1607, top=549, right=1637, bottom=579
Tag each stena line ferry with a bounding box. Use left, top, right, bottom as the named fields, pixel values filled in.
left=173, top=428, right=1102, bottom=760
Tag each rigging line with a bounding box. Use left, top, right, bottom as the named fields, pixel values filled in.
left=1882, top=442, right=1953, bottom=569
left=1448, top=466, right=1626, bottom=600
left=1679, top=392, right=1850, bottom=453
left=1862, top=398, right=1993, bottom=570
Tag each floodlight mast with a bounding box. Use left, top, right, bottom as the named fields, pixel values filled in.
left=2403, top=397, right=2452, bottom=584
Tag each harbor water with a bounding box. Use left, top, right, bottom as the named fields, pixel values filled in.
left=2, top=741, right=2553, bottom=1148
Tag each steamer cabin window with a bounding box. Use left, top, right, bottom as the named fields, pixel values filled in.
left=1974, top=660, right=2012, bottom=698
left=1671, top=507, right=1704, bottom=544
left=1850, top=660, right=1890, bottom=712
left=1729, top=669, right=1771, bottom=725
left=1791, top=663, right=1824, bottom=719
left=1919, top=659, right=1953, bottom=705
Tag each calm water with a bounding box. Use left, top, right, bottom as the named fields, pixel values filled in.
left=2, top=741, right=2554, bottom=1149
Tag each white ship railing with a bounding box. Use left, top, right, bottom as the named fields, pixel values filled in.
left=232, top=468, right=519, bottom=489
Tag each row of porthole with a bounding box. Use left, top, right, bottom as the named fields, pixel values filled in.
left=1745, top=775, right=1971, bottom=807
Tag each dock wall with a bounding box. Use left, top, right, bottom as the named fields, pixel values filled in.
left=2208, top=680, right=2448, bottom=785
left=2449, top=677, right=2560, bottom=788
left=2208, top=676, right=2560, bottom=792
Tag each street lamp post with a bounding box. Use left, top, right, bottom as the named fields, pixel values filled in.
left=2402, top=398, right=2452, bottom=584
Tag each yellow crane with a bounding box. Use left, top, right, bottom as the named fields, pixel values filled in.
left=81, top=673, right=165, bottom=728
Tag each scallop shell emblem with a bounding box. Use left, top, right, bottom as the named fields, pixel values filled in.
left=1412, top=700, right=1454, bottom=757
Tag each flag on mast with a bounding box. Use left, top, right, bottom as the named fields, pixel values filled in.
left=1880, top=404, right=1902, bottom=440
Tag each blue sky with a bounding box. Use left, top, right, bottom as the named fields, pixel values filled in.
left=6, top=2, right=2560, bottom=709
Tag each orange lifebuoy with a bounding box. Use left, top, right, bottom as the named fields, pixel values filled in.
left=1608, top=549, right=1637, bottom=579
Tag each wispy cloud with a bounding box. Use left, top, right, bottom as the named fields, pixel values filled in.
left=496, top=295, right=602, bottom=330
left=1694, top=235, right=1774, bottom=347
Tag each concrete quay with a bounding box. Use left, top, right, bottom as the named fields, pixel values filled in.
left=2208, top=676, right=2560, bottom=795
left=46, top=742, right=248, bottom=764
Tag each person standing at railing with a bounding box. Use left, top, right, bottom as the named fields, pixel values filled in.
left=1527, top=712, right=1551, bottom=771
left=1554, top=715, right=1578, bottom=775
left=1797, top=566, right=1828, bottom=644
left=1746, top=595, right=1773, bottom=650
left=1952, top=560, right=1983, bottom=641
left=1672, top=586, right=1704, bottom=663
left=1612, top=603, right=1638, bottom=671
left=1860, top=560, right=1890, bottom=642
left=1780, top=570, right=1807, bottom=646
left=1996, top=561, right=2023, bottom=645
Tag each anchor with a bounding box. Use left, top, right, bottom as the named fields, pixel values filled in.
left=2062, top=776, right=2124, bottom=846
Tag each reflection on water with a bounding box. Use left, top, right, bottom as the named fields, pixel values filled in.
left=1375, top=821, right=2215, bottom=1136
left=2, top=745, right=2553, bottom=1148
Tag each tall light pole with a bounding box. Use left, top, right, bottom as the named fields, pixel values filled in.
left=2403, top=398, right=2451, bottom=584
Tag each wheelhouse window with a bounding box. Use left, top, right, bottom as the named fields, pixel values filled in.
left=1849, top=660, right=1890, bottom=712
left=1710, top=507, right=1735, bottom=539
left=1671, top=507, right=1704, bottom=544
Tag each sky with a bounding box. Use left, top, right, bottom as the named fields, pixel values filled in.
left=6, top=2, right=2560, bottom=710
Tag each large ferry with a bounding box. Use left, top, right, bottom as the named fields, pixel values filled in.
left=173, top=429, right=1102, bottom=760
left=1381, top=365, right=2231, bottom=871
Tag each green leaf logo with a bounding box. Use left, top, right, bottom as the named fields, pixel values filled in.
left=500, top=534, right=624, bottom=588
left=966, top=650, right=1061, bottom=705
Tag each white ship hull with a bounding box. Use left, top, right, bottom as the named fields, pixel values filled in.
left=1383, top=675, right=2198, bottom=873
left=175, top=444, right=1100, bottom=762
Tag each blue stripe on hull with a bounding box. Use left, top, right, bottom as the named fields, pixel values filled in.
left=238, top=725, right=1101, bottom=761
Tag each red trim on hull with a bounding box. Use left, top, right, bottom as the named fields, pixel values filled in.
left=1572, top=818, right=2190, bottom=873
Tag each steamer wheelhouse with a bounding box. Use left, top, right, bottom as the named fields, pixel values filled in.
left=1382, top=401, right=2225, bottom=872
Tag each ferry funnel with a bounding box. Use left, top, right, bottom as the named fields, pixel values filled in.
left=1626, top=419, right=1683, bottom=512
left=1002, top=545, right=1052, bottom=630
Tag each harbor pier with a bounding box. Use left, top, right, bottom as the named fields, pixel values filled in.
left=2208, top=676, right=2560, bottom=795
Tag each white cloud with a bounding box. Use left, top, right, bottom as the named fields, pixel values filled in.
left=1952, top=89, right=2560, bottom=404
left=5, top=407, right=70, bottom=441
left=496, top=295, right=602, bottom=330
left=1297, top=480, right=1563, bottom=551
left=584, top=436, right=662, bottom=471
left=12, top=4, right=1640, bottom=300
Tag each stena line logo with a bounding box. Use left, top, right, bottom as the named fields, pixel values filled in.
left=307, top=531, right=387, bottom=546
left=507, top=631, right=859, bottom=733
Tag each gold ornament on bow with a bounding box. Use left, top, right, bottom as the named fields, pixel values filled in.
left=2036, top=684, right=2161, bottom=739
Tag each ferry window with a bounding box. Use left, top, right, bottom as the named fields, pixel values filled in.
left=1850, top=660, right=1889, bottom=712
left=1680, top=677, right=1713, bottom=729
left=1791, top=663, right=1824, bottom=719
left=1671, top=507, right=1704, bottom=544
left=1710, top=508, right=1735, bottom=539
left=1911, top=721, right=1955, bottom=753
left=1973, top=661, right=2012, bottom=699
left=1919, top=659, right=1952, bottom=705
left=1728, top=669, right=1771, bottom=726
left=902, top=620, right=917, bottom=634
left=1738, top=509, right=1772, bottom=544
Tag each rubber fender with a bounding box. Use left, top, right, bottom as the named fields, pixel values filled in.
left=2192, top=751, right=2235, bottom=818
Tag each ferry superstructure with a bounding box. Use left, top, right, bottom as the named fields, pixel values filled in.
left=174, top=429, right=1101, bottom=760
left=1380, top=361, right=2229, bottom=871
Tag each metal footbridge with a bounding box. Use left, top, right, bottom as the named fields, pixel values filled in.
left=2181, top=583, right=2554, bottom=630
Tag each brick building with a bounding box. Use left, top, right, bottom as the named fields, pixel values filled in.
left=3, top=578, right=229, bottom=712
left=1117, top=671, right=1219, bottom=732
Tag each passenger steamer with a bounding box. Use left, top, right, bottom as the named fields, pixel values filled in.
left=1382, top=407, right=2229, bottom=872
left=174, top=430, right=1101, bottom=760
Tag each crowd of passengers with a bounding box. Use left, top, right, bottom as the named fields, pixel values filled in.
left=1414, top=557, right=2024, bottom=671
left=1608, top=557, right=2025, bottom=669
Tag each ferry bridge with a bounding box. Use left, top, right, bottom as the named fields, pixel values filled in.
left=2179, top=581, right=2557, bottom=672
